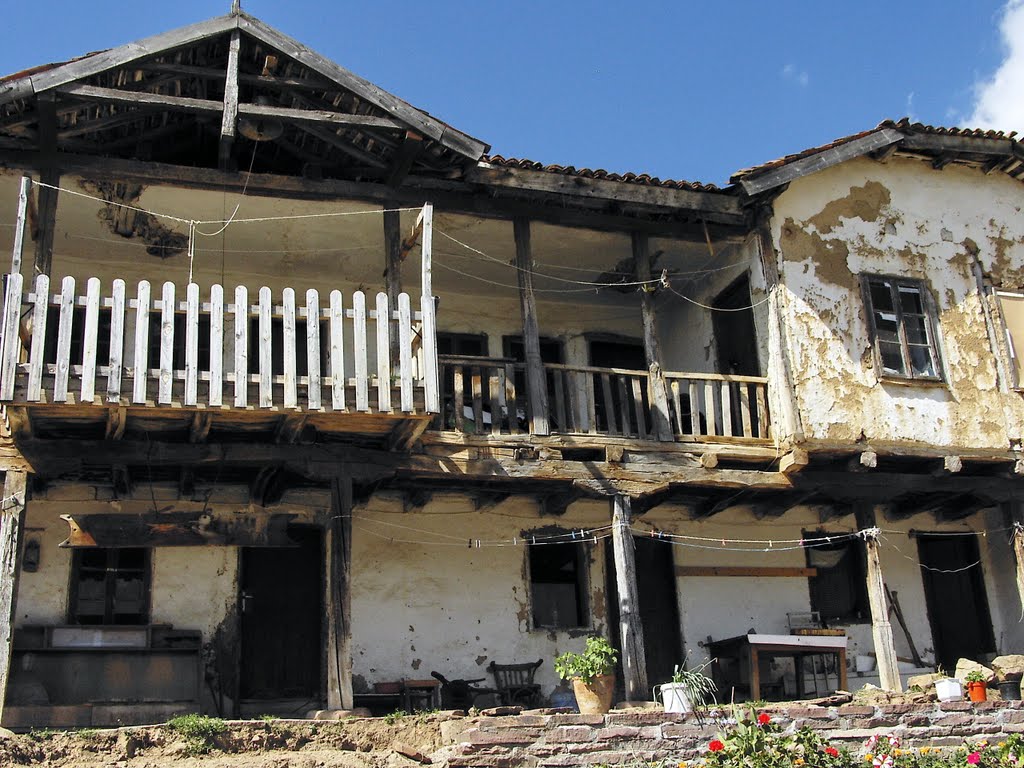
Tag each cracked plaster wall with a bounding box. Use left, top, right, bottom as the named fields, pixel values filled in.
left=770, top=156, right=1024, bottom=449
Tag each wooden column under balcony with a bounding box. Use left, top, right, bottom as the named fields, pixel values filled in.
left=383, top=206, right=403, bottom=361
left=632, top=232, right=673, bottom=441
left=513, top=218, right=549, bottom=436
left=327, top=475, right=354, bottom=711
left=855, top=504, right=902, bottom=692
left=1008, top=502, right=1024, bottom=620
left=0, top=470, right=28, bottom=721
left=611, top=494, right=648, bottom=701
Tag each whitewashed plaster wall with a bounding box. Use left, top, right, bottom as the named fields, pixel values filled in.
left=770, top=157, right=1024, bottom=448
left=349, top=495, right=612, bottom=695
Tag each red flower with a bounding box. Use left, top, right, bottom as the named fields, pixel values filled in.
left=708, top=740, right=725, bottom=752
left=757, top=713, right=771, bottom=726
left=825, top=747, right=840, bottom=757
left=968, top=753, right=982, bottom=765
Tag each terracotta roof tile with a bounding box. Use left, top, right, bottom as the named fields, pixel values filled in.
left=482, top=154, right=724, bottom=192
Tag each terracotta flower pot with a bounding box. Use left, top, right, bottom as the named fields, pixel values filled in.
left=572, top=674, right=615, bottom=714
left=967, top=680, right=988, bottom=703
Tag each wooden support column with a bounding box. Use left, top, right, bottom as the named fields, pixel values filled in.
left=611, top=494, right=648, bottom=701
left=1008, top=502, right=1024, bottom=619
left=632, top=232, right=673, bottom=441
left=0, top=470, right=28, bottom=721
left=327, top=474, right=354, bottom=711
left=855, top=504, right=902, bottom=692
left=384, top=207, right=402, bottom=360
left=219, top=29, right=241, bottom=170
left=33, top=93, right=60, bottom=278
left=514, top=218, right=550, bottom=435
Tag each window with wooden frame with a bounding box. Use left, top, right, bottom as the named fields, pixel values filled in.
left=804, top=532, right=869, bottom=623
left=528, top=541, right=588, bottom=629
left=861, top=275, right=943, bottom=381
left=69, top=548, right=150, bottom=625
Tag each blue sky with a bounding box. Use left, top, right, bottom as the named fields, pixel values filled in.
left=2, top=1, right=1019, bottom=186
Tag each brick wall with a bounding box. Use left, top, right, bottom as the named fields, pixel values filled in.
left=434, top=701, right=1024, bottom=767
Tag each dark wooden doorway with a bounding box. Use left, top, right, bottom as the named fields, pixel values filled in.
left=712, top=275, right=759, bottom=376
left=239, top=527, right=323, bottom=701
left=605, top=536, right=683, bottom=691
left=917, top=534, right=995, bottom=671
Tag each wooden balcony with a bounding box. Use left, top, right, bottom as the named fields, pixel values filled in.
left=434, top=355, right=772, bottom=448
left=0, top=272, right=439, bottom=447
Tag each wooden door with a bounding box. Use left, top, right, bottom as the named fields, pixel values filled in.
left=239, top=527, right=323, bottom=699
left=712, top=276, right=759, bottom=376
left=917, top=534, right=995, bottom=672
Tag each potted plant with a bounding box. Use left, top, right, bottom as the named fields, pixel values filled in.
left=554, top=636, right=618, bottom=714
left=963, top=670, right=988, bottom=703
left=655, top=660, right=717, bottom=714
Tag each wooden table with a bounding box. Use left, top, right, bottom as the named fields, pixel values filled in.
left=706, top=633, right=848, bottom=701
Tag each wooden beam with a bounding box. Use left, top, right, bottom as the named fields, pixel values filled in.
left=9, top=176, right=31, bottom=277
left=611, top=494, right=648, bottom=701
left=59, top=511, right=296, bottom=547
left=675, top=566, right=817, bottom=578
left=296, top=123, right=389, bottom=169
left=737, top=129, right=904, bottom=196
left=387, top=131, right=424, bottom=187
left=0, top=470, right=27, bottom=722
left=383, top=205, right=402, bottom=361
left=239, top=102, right=403, bottom=130
left=900, top=132, right=1016, bottom=158
left=189, top=412, right=213, bottom=444
left=854, top=504, right=902, bottom=692
left=848, top=450, right=877, bottom=472
left=220, top=29, right=241, bottom=170
left=468, top=163, right=744, bottom=224
left=514, top=219, right=550, bottom=436
left=780, top=447, right=809, bottom=475
left=935, top=455, right=963, bottom=475
left=33, top=93, right=59, bottom=278
left=633, top=232, right=673, bottom=442
left=1009, top=503, right=1024, bottom=629
left=327, top=475, right=354, bottom=710
left=55, top=83, right=225, bottom=115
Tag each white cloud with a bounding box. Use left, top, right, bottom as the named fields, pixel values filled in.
left=781, top=63, right=809, bottom=87
left=968, top=0, right=1024, bottom=132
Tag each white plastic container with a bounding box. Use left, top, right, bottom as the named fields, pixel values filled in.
left=935, top=678, right=963, bottom=702
left=657, top=683, right=693, bottom=713
left=855, top=655, right=876, bottom=673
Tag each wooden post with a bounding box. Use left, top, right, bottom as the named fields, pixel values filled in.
left=0, top=470, right=28, bottom=721
left=419, top=204, right=439, bottom=414
left=611, top=494, right=648, bottom=701
left=219, top=29, right=241, bottom=170
left=34, top=93, right=60, bottom=279
left=1008, top=503, right=1024, bottom=619
left=513, top=218, right=550, bottom=435
left=384, top=207, right=402, bottom=361
left=855, top=504, right=902, bottom=692
left=632, top=232, right=673, bottom=442
left=327, top=475, right=354, bottom=711
left=10, top=176, right=31, bottom=277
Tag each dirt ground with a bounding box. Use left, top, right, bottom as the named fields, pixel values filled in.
left=0, top=714, right=451, bottom=768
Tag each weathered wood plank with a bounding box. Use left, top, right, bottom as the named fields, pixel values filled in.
left=132, top=280, right=151, bottom=404
left=689, top=381, right=700, bottom=436
left=233, top=285, right=248, bottom=408
left=56, top=83, right=226, bottom=115
left=630, top=376, right=646, bottom=440
left=634, top=232, right=673, bottom=441
left=326, top=475, right=354, bottom=711
left=209, top=284, right=224, bottom=408
left=585, top=370, right=597, bottom=435
left=505, top=362, right=519, bottom=435
left=282, top=287, right=297, bottom=408
left=0, top=273, right=24, bottom=401
left=616, top=376, right=632, bottom=438
left=755, top=383, right=769, bottom=439
left=552, top=369, right=567, bottom=433
left=306, top=289, right=322, bottom=411
left=79, top=277, right=101, bottom=404
left=219, top=29, right=241, bottom=167
left=739, top=383, right=753, bottom=438
left=9, top=177, right=30, bottom=276
left=329, top=290, right=345, bottom=411
left=398, top=293, right=413, bottom=413
left=0, top=470, right=28, bottom=722
left=676, top=566, right=818, bottom=578
left=375, top=292, right=391, bottom=413
left=669, top=379, right=683, bottom=435
left=720, top=382, right=733, bottom=437
left=184, top=283, right=199, bottom=406
left=158, top=282, right=175, bottom=405
left=240, top=102, right=403, bottom=130
left=490, top=368, right=502, bottom=436
left=107, top=279, right=125, bottom=404
left=471, top=366, right=484, bottom=433
left=53, top=276, right=75, bottom=403
left=704, top=381, right=716, bottom=437
left=600, top=373, right=617, bottom=435
left=855, top=505, right=902, bottom=692
left=453, top=365, right=465, bottom=432
left=353, top=291, right=369, bottom=412
left=26, top=275, right=49, bottom=402
left=420, top=293, right=439, bottom=414
left=258, top=286, right=273, bottom=408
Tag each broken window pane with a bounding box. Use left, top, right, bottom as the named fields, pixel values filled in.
left=71, top=548, right=150, bottom=625
left=863, top=275, right=941, bottom=381
left=529, top=542, right=587, bottom=628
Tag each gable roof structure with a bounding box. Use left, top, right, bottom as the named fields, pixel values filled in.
left=731, top=118, right=1024, bottom=196
left=0, top=9, right=487, bottom=184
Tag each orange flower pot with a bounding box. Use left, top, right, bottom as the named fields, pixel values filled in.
left=967, top=681, right=988, bottom=703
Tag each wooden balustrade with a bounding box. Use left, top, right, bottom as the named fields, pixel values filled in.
left=0, top=273, right=439, bottom=415
left=435, top=356, right=772, bottom=443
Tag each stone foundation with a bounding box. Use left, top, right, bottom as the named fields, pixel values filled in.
left=436, top=701, right=1024, bottom=767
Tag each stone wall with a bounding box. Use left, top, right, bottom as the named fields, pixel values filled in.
left=435, top=701, right=1024, bottom=767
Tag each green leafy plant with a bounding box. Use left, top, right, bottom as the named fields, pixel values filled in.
left=167, top=713, right=226, bottom=756
left=664, top=659, right=718, bottom=709
left=554, top=636, right=617, bottom=684
left=963, top=670, right=987, bottom=684
left=383, top=710, right=409, bottom=724
left=703, top=707, right=848, bottom=768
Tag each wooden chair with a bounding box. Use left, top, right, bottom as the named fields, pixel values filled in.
left=487, top=658, right=544, bottom=707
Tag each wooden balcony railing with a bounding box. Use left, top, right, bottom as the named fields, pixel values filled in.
left=0, top=272, right=439, bottom=415
left=435, top=357, right=771, bottom=443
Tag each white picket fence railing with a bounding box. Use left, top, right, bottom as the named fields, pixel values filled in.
left=0, top=272, right=440, bottom=415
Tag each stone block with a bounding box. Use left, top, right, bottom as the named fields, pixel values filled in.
left=879, top=704, right=913, bottom=715
left=545, top=726, right=595, bottom=744
left=955, top=659, right=996, bottom=683
left=837, top=706, right=875, bottom=716
left=907, top=673, right=944, bottom=690
left=784, top=707, right=834, bottom=720
left=992, top=655, right=1024, bottom=679
left=605, top=711, right=683, bottom=726
left=441, top=719, right=474, bottom=744
left=482, top=715, right=549, bottom=728
left=939, top=701, right=973, bottom=712
left=468, top=729, right=535, bottom=746
left=549, top=714, right=606, bottom=727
